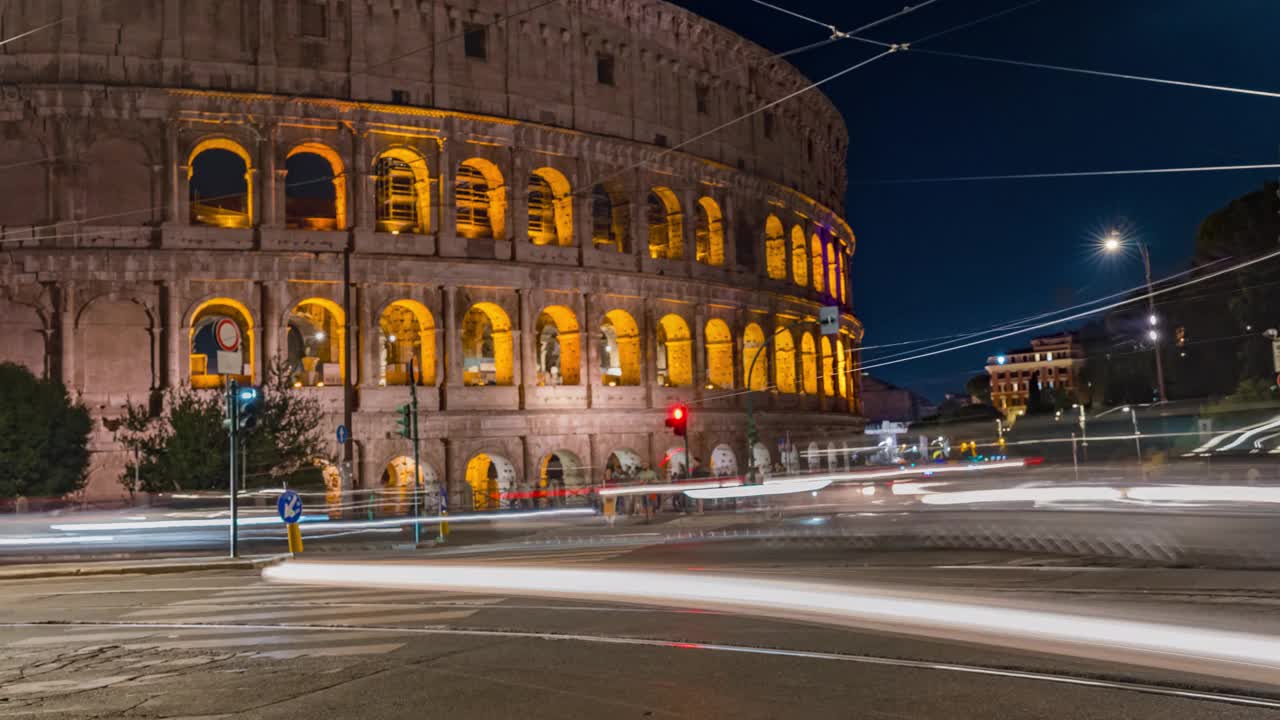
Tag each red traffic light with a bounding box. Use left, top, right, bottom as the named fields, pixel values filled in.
left=673, top=407, right=684, bottom=420
left=665, top=403, right=689, bottom=436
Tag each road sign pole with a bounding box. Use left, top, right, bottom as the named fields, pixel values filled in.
left=408, top=358, right=421, bottom=546
left=227, top=380, right=239, bottom=558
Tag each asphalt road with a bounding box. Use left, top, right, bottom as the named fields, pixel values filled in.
left=2, top=542, right=1279, bottom=718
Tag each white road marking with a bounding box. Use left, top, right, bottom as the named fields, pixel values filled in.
left=250, top=642, right=405, bottom=659
left=129, top=606, right=480, bottom=625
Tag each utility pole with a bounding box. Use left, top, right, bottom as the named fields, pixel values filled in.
left=1138, top=243, right=1168, bottom=403
left=342, top=244, right=354, bottom=487
left=408, top=358, right=421, bottom=546
left=226, top=380, right=239, bottom=558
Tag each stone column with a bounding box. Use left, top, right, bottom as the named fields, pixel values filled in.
left=679, top=186, right=697, bottom=269
left=436, top=139, right=455, bottom=244
left=358, top=284, right=377, bottom=387
left=261, top=281, right=282, bottom=369
left=583, top=292, right=598, bottom=406
left=265, top=126, right=284, bottom=228
left=587, top=432, right=599, bottom=487
left=164, top=283, right=183, bottom=389
left=59, top=284, right=77, bottom=392
left=511, top=152, right=529, bottom=246
left=165, top=123, right=185, bottom=225
left=630, top=174, right=647, bottom=264
left=692, top=303, right=707, bottom=395
left=353, top=132, right=374, bottom=230
left=517, top=288, right=535, bottom=402
left=441, top=286, right=461, bottom=388
left=642, top=300, right=656, bottom=406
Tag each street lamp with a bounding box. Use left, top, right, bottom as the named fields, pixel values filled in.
left=1122, top=405, right=1143, bottom=468
left=1103, top=230, right=1167, bottom=403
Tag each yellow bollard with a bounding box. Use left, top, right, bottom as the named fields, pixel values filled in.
left=439, top=511, right=449, bottom=539
left=287, top=522, right=304, bottom=553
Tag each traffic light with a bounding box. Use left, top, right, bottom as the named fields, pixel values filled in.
left=395, top=404, right=413, bottom=439
left=236, top=386, right=261, bottom=432
left=665, top=403, right=688, bottom=437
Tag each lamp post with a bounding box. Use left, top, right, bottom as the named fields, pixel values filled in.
left=1123, top=405, right=1143, bottom=466
left=1103, top=231, right=1167, bottom=403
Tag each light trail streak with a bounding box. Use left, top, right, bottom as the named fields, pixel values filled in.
left=0, top=535, right=117, bottom=546
left=1125, top=485, right=1280, bottom=504
left=918, top=486, right=1124, bottom=506
left=685, top=479, right=832, bottom=500
left=263, top=562, right=1280, bottom=684
left=46, top=508, right=591, bottom=533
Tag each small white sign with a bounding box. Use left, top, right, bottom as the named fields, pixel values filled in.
left=818, top=305, right=839, bottom=336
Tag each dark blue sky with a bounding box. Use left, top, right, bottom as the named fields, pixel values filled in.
left=675, top=0, right=1280, bottom=399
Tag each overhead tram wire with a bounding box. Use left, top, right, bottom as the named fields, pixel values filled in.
left=908, top=0, right=1044, bottom=45
left=0, top=15, right=71, bottom=48
left=744, top=0, right=840, bottom=33
left=857, top=162, right=1280, bottom=185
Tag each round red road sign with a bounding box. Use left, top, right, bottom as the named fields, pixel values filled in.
left=214, top=317, right=241, bottom=352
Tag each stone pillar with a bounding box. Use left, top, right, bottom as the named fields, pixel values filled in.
left=436, top=140, right=455, bottom=244
left=642, top=300, right=656, bottom=405
left=692, top=303, right=707, bottom=394
left=262, top=281, right=282, bottom=368
left=164, top=283, right=183, bottom=389
left=721, top=194, right=738, bottom=269
left=587, top=432, right=599, bottom=487
left=679, top=186, right=697, bottom=269
left=517, top=288, right=535, bottom=402
left=246, top=166, right=261, bottom=228
left=630, top=175, right=648, bottom=262
left=583, top=292, right=598, bottom=405
left=441, top=286, right=461, bottom=388
left=57, top=284, right=75, bottom=390
left=165, top=123, right=186, bottom=225
left=265, top=126, right=284, bottom=228
left=511, top=152, right=529, bottom=246
left=358, top=284, right=377, bottom=387
left=353, top=132, right=374, bottom=230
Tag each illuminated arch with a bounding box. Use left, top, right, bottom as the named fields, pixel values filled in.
left=462, top=302, right=513, bottom=386
left=374, top=147, right=430, bottom=234
left=600, top=309, right=641, bottom=386
left=694, top=196, right=725, bottom=266
left=704, top=318, right=734, bottom=390
left=189, top=297, right=255, bottom=389
left=535, top=305, right=581, bottom=386
left=379, top=300, right=436, bottom=386
left=464, top=452, right=517, bottom=511
left=528, top=167, right=573, bottom=247
left=456, top=158, right=506, bottom=239
left=838, top=252, right=848, bottom=304
left=647, top=187, right=683, bottom=260
left=380, top=456, right=438, bottom=516
left=810, top=233, right=825, bottom=293
left=606, top=448, right=644, bottom=476
left=751, top=442, right=772, bottom=477
left=825, top=240, right=837, bottom=297
left=188, top=137, right=253, bottom=228
left=837, top=338, right=848, bottom=399
left=800, top=332, right=817, bottom=395
left=743, top=323, right=768, bottom=392
left=656, top=314, right=693, bottom=387
left=764, top=215, right=786, bottom=280
left=806, top=442, right=821, bottom=471
left=774, top=327, right=796, bottom=394
left=285, top=142, right=346, bottom=230
left=591, top=183, right=629, bottom=252
left=710, top=444, right=738, bottom=477
left=287, top=297, right=345, bottom=387
left=538, top=450, right=587, bottom=506
left=790, top=225, right=807, bottom=286
left=827, top=442, right=839, bottom=470
left=820, top=335, right=834, bottom=397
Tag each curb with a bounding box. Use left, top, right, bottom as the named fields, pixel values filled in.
left=0, top=554, right=291, bottom=581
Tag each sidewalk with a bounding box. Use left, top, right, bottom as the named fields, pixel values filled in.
left=0, top=553, right=289, bottom=580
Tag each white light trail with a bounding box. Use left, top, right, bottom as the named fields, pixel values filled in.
left=0, top=535, right=117, bottom=546
left=1125, top=485, right=1280, bottom=504
left=919, top=486, right=1123, bottom=506
left=685, top=479, right=832, bottom=500
left=600, top=479, right=742, bottom=497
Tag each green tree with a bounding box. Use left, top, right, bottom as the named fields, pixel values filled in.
left=965, top=373, right=991, bottom=405
left=0, top=363, right=91, bottom=499
left=119, top=357, right=328, bottom=494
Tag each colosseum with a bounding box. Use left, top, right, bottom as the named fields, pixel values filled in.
left=0, top=0, right=864, bottom=508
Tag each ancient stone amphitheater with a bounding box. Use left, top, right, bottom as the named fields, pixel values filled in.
left=0, top=0, right=864, bottom=507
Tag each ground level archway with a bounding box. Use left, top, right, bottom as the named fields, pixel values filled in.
left=464, top=452, right=517, bottom=510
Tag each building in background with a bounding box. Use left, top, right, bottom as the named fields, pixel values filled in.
left=986, top=333, right=1087, bottom=418
left=861, top=375, right=936, bottom=423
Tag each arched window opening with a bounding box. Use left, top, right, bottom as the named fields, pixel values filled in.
left=704, top=319, right=734, bottom=390
left=379, top=300, right=435, bottom=386
left=285, top=144, right=344, bottom=231
left=465, top=452, right=516, bottom=511
left=838, top=251, right=848, bottom=304
left=743, top=323, right=768, bottom=392
left=190, top=299, right=254, bottom=389
left=825, top=241, right=837, bottom=297
left=462, top=302, right=513, bottom=386
left=456, top=159, right=505, bottom=240
left=189, top=141, right=252, bottom=228
left=764, top=216, right=786, bottom=280
left=774, top=328, right=796, bottom=393
left=380, top=457, right=437, bottom=516
left=375, top=149, right=429, bottom=234
left=528, top=168, right=573, bottom=246
left=599, top=310, right=640, bottom=386
left=287, top=298, right=344, bottom=387
left=790, top=225, right=807, bottom=286
left=810, top=233, right=825, bottom=293
left=820, top=335, right=834, bottom=397
left=538, top=450, right=587, bottom=507
left=591, top=184, right=628, bottom=252
left=647, top=188, right=683, bottom=260
left=694, top=197, right=724, bottom=266
left=800, top=332, right=817, bottom=395
left=656, top=314, right=692, bottom=387
left=535, top=305, right=581, bottom=386
left=837, top=338, right=848, bottom=399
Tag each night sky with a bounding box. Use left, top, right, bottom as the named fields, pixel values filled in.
left=674, top=0, right=1280, bottom=400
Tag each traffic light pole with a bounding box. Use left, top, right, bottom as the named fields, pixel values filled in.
left=408, top=358, right=421, bottom=546
left=227, top=380, right=239, bottom=558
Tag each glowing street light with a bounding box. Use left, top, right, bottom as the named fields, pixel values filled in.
left=1102, top=228, right=1166, bottom=403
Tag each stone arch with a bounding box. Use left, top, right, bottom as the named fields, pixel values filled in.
left=538, top=449, right=587, bottom=505
left=189, top=297, right=255, bottom=388
left=764, top=215, right=786, bottom=280
left=462, top=302, right=513, bottom=386
left=806, top=441, right=821, bottom=471
left=188, top=137, right=253, bottom=228
left=287, top=297, right=345, bottom=387
left=647, top=186, right=683, bottom=260
left=837, top=337, right=848, bottom=399
left=704, top=318, right=733, bottom=390
left=743, top=322, right=768, bottom=392
left=810, top=233, right=825, bottom=293
left=83, top=137, right=153, bottom=225
left=535, top=305, right=581, bottom=386
left=78, top=296, right=154, bottom=399
left=380, top=455, right=439, bottom=516
left=456, top=157, right=506, bottom=239
left=528, top=167, right=573, bottom=246
left=663, top=446, right=689, bottom=479
left=790, top=225, right=807, bottom=286
left=694, top=196, right=724, bottom=266
left=827, top=441, right=840, bottom=470
left=0, top=296, right=47, bottom=377
left=373, top=146, right=430, bottom=234
left=465, top=451, right=517, bottom=510
left=774, top=327, right=796, bottom=393
left=0, top=138, right=49, bottom=226
left=825, top=240, right=837, bottom=297
left=656, top=313, right=693, bottom=387
left=800, top=331, right=817, bottom=395
left=600, top=309, right=641, bottom=386
left=590, top=182, right=629, bottom=252
left=605, top=448, right=644, bottom=478
left=710, top=444, right=738, bottom=477
left=285, top=141, right=346, bottom=230
left=379, top=300, right=436, bottom=386
left=820, top=335, right=835, bottom=397
left=751, top=442, right=772, bottom=478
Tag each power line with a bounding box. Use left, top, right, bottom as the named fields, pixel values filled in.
left=745, top=0, right=838, bottom=33
left=0, top=16, right=70, bottom=47
left=856, top=162, right=1280, bottom=185
left=914, top=47, right=1280, bottom=101
left=909, top=0, right=1044, bottom=45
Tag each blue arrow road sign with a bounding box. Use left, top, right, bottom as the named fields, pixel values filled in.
left=336, top=424, right=348, bottom=445
left=277, top=490, right=303, bottom=524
